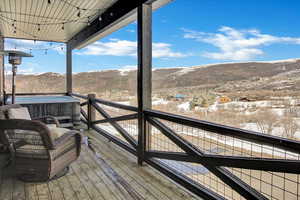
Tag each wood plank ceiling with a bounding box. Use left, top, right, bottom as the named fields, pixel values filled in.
left=0, top=0, right=117, bottom=42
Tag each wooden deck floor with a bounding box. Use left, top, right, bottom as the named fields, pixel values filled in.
left=0, top=129, right=201, bottom=200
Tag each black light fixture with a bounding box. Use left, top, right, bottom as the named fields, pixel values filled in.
left=0, top=50, right=33, bottom=104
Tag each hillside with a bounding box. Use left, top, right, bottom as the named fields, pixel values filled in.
left=8, top=58, right=300, bottom=100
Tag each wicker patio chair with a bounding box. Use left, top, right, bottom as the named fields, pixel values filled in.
left=0, top=104, right=82, bottom=182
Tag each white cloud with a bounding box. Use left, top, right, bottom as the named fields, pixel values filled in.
left=183, top=26, right=300, bottom=61
left=4, top=62, right=42, bottom=75
left=76, top=38, right=189, bottom=58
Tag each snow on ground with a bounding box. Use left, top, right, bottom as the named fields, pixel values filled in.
left=271, top=108, right=285, bottom=116
left=177, top=102, right=190, bottom=111
left=173, top=67, right=196, bottom=76
left=152, top=99, right=169, bottom=106
left=96, top=120, right=300, bottom=159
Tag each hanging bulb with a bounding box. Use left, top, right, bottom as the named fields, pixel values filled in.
left=13, top=30, right=16, bottom=34
left=77, top=7, right=81, bottom=17
left=12, top=20, right=16, bottom=27
left=87, top=17, right=90, bottom=26
left=61, top=47, right=64, bottom=51
left=98, top=16, right=102, bottom=21
left=48, top=0, right=51, bottom=4
left=37, top=24, right=41, bottom=31
left=62, top=23, right=65, bottom=30
left=34, top=39, right=36, bottom=43
left=29, top=49, right=32, bottom=54
left=110, top=12, right=113, bottom=17
left=45, top=49, right=47, bottom=55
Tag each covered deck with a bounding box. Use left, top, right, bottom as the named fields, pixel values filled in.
left=0, top=129, right=199, bottom=200
left=1, top=0, right=300, bottom=200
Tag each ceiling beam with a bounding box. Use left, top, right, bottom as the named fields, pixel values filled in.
left=68, top=0, right=171, bottom=50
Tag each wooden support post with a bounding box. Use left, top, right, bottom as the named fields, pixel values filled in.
left=137, top=2, right=152, bottom=166
left=66, top=42, right=72, bottom=95
left=87, top=93, right=96, bottom=129
left=0, top=35, right=4, bottom=105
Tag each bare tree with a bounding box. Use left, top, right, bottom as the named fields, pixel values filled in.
left=252, top=109, right=278, bottom=134
left=281, top=116, right=299, bottom=139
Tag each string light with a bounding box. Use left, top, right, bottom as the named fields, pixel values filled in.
left=0, top=0, right=113, bottom=41
left=87, top=17, right=90, bottom=26
left=77, top=7, right=81, bottom=18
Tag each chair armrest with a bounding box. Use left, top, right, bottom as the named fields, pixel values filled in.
left=53, top=131, right=82, bottom=156
left=0, top=119, right=55, bottom=150
left=32, top=116, right=60, bottom=127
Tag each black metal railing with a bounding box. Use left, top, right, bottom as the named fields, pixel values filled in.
left=71, top=93, right=300, bottom=200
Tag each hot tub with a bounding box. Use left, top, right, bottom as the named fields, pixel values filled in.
left=7, top=95, right=81, bottom=127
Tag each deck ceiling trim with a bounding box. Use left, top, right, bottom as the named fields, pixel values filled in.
left=68, top=0, right=172, bottom=49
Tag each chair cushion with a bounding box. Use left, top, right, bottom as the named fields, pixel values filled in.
left=48, top=127, right=70, bottom=140
left=8, top=107, right=31, bottom=120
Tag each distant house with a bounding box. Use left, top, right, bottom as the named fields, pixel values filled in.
left=175, top=94, right=185, bottom=101
left=219, top=96, right=231, bottom=103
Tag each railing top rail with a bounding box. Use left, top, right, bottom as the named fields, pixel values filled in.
left=5, top=92, right=68, bottom=96
left=71, top=93, right=138, bottom=112
left=145, top=109, right=300, bottom=154
left=92, top=98, right=138, bottom=112
left=70, top=93, right=89, bottom=100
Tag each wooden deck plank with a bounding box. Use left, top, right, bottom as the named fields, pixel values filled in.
left=79, top=150, right=128, bottom=200
left=12, top=178, right=25, bottom=200
left=0, top=166, right=13, bottom=200
left=65, top=166, right=91, bottom=200
left=36, top=183, right=51, bottom=200
left=88, top=131, right=199, bottom=200
left=81, top=150, right=131, bottom=200
left=48, top=180, right=65, bottom=200
left=71, top=155, right=104, bottom=200
left=24, top=183, right=38, bottom=200
left=57, top=173, right=79, bottom=200
left=0, top=130, right=201, bottom=200
left=92, top=148, right=158, bottom=200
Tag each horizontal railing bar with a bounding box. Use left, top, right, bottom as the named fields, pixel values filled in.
left=146, top=151, right=300, bottom=174
left=93, top=98, right=138, bottom=112
left=147, top=116, right=267, bottom=200
left=92, top=102, right=138, bottom=149
left=145, top=158, right=225, bottom=200
left=145, top=109, right=300, bottom=154
left=70, top=93, right=89, bottom=100
left=92, top=124, right=137, bottom=156
left=80, top=101, right=88, bottom=107
left=6, top=92, right=68, bottom=96
left=92, top=113, right=138, bottom=125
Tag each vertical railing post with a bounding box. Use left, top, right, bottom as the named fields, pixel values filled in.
left=137, top=2, right=152, bottom=165
left=87, top=93, right=96, bottom=129
left=66, top=42, right=72, bottom=95
left=0, top=35, right=4, bottom=105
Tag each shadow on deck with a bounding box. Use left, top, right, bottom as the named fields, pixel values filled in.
left=0, top=129, right=201, bottom=200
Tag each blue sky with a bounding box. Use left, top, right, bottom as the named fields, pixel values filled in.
left=4, top=0, right=300, bottom=74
